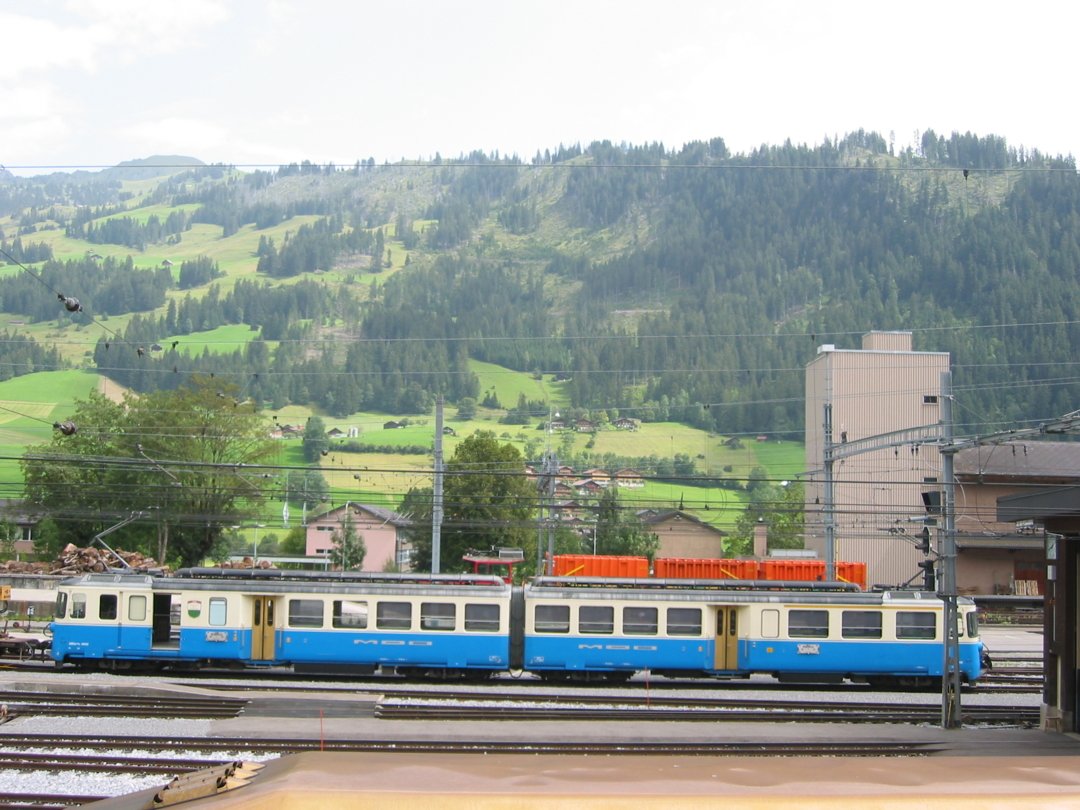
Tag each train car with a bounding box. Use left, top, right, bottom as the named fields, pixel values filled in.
left=49, top=569, right=985, bottom=687
left=49, top=568, right=514, bottom=677
left=519, top=577, right=984, bottom=686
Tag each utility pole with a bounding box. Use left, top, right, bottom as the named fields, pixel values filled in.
left=939, top=372, right=962, bottom=728
left=431, top=396, right=444, bottom=574
left=822, top=403, right=836, bottom=581
left=537, top=408, right=559, bottom=575
left=545, top=449, right=558, bottom=574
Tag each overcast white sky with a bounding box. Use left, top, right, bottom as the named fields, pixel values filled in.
left=1, top=0, right=1076, bottom=175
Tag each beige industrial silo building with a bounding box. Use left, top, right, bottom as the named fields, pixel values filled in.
left=804, top=331, right=949, bottom=588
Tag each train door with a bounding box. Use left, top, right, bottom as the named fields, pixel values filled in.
left=714, top=606, right=739, bottom=670
left=151, top=593, right=180, bottom=647
left=250, top=595, right=278, bottom=661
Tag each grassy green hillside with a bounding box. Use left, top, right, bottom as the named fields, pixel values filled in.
left=0, top=370, right=106, bottom=494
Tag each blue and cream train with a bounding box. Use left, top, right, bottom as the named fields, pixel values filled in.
left=47, top=568, right=986, bottom=687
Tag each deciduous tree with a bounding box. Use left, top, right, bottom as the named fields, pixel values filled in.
left=21, top=377, right=277, bottom=567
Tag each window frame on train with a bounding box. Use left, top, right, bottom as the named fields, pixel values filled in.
left=99, top=593, right=118, bottom=621
left=464, top=603, right=500, bottom=632
left=534, top=603, right=571, bottom=633
left=376, top=601, right=412, bottom=631
left=666, top=607, right=702, bottom=636
left=420, top=602, right=456, bottom=631
left=788, top=608, right=830, bottom=638
left=896, top=610, right=937, bottom=640
left=128, top=594, right=147, bottom=622
left=841, top=610, right=882, bottom=639
left=623, top=606, right=658, bottom=635
left=288, top=598, right=324, bottom=628
left=332, top=599, right=369, bottom=629
left=208, top=597, right=228, bottom=627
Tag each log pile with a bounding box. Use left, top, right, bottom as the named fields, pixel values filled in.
left=213, top=557, right=276, bottom=570
left=0, top=544, right=166, bottom=575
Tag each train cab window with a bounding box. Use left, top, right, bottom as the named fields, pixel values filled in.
left=421, top=602, right=457, bottom=631
left=966, top=611, right=979, bottom=638
left=128, top=595, right=147, bottom=622
left=99, top=594, right=118, bottom=621
left=534, top=604, right=570, bottom=633
left=55, top=592, right=68, bottom=619
left=666, top=607, right=702, bottom=637
left=71, top=593, right=87, bottom=620
left=897, top=611, right=936, bottom=640
left=333, top=600, right=369, bottom=629
left=841, top=611, right=882, bottom=639
left=788, top=609, right=829, bottom=638
left=579, top=605, right=614, bottom=634
left=208, top=598, right=227, bottom=627
left=465, top=603, right=500, bottom=632
left=377, top=601, right=412, bottom=630
left=623, top=606, right=658, bottom=635
left=288, top=599, right=324, bottom=628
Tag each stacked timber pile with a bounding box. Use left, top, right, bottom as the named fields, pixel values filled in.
left=213, top=557, right=276, bottom=569
left=0, top=544, right=165, bottom=575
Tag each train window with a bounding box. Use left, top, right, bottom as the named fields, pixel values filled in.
left=623, top=606, right=658, bottom=635
left=333, top=600, right=369, bottom=628
left=99, top=594, right=118, bottom=621
left=71, top=593, right=87, bottom=620
left=841, top=611, right=882, bottom=639
left=421, top=602, right=457, bottom=631
left=208, top=598, right=227, bottom=627
left=966, top=611, right=979, bottom=638
left=579, top=605, right=614, bottom=634
left=377, top=601, right=412, bottom=630
left=128, top=595, right=146, bottom=622
left=788, top=609, right=829, bottom=638
left=667, top=607, right=702, bottom=637
left=55, top=592, right=68, bottom=619
left=534, top=604, right=570, bottom=633
left=897, top=611, right=936, bottom=640
left=288, top=599, right=324, bottom=628
left=465, top=603, right=500, bottom=632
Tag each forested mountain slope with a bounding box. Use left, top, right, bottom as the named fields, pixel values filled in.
left=0, top=131, right=1076, bottom=437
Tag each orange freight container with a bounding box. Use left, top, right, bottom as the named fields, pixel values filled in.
left=836, top=561, right=867, bottom=590
left=654, top=558, right=760, bottom=580
left=760, top=559, right=827, bottom=583
left=552, top=554, right=649, bottom=578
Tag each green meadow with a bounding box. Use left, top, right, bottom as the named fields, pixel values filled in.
left=0, top=370, right=105, bottom=493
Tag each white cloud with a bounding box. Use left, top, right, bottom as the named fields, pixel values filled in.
left=124, top=117, right=231, bottom=155
left=67, top=0, right=231, bottom=56
left=0, top=12, right=98, bottom=79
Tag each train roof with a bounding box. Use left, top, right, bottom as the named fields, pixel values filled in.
left=59, top=569, right=512, bottom=597
left=526, top=577, right=974, bottom=606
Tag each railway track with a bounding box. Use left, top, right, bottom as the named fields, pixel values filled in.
left=0, top=792, right=108, bottom=809
left=0, top=689, right=246, bottom=720
left=0, top=732, right=943, bottom=758
left=373, top=693, right=1040, bottom=725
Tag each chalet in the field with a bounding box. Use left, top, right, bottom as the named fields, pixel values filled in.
left=614, top=468, right=645, bottom=488
left=637, top=508, right=727, bottom=559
